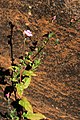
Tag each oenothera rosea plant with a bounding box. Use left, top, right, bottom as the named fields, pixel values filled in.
left=8, top=29, right=54, bottom=120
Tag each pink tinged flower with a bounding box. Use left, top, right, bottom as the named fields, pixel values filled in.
left=52, top=15, right=56, bottom=21
left=5, top=93, right=9, bottom=98
left=23, top=30, right=33, bottom=37
left=71, top=19, right=75, bottom=23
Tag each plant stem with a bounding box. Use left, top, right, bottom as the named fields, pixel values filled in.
left=24, top=38, right=26, bottom=56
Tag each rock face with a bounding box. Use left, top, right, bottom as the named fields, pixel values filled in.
left=0, top=0, right=80, bottom=120
left=64, top=0, right=80, bottom=18
left=50, top=0, right=80, bottom=26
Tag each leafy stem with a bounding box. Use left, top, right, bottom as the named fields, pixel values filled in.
left=7, top=27, right=54, bottom=120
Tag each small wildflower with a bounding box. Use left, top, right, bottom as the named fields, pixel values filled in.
left=5, top=93, right=9, bottom=98
left=70, top=19, right=75, bottom=23
left=23, top=30, right=33, bottom=37
left=52, top=15, right=56, bottom=21
left=52, top=15, right=56, bottom=22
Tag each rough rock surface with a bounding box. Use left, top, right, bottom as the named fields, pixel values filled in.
left=0, top=0, right=80, bottom=120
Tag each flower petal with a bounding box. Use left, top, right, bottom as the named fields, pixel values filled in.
left=23, top=30, right=33, bottom=37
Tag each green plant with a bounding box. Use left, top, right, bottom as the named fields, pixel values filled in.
left=9, top=53, right=43, bottom=119
left=9, top=109, right=19, bottom=120
left=54, top=38, right=60, bottom=45
left=6, top=29, right=54, bottom=119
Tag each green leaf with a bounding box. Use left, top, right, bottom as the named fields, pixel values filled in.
left=22, top=77, right=31, bottom=89
left=55, top=38, right=60, bottom=44
left=16, top=83, right=24, bottom=97
left=25, top=112, right=46, bottom=120
left=27, top=51, right=33, bottom=56
left=15, top=117, right=19, bottom=120
left=48, top=32, right=55, bottom=38
left=38, top=47, right=43, bottom=52
left=10, top=109, right=19, bottom=120
left=8, top=66, right=14, bottom=71
left=20, top=59, right=24, bottom=63
left=19, top=97, right=33, bottom=113
left=26, top=59, right=32, bottom=63
left=34, top=59, right=40, bottom=65
left=32, top=59, right=40, bottom=70
left=22, top=112, right=28, bottom=118
left=11, top=77, right=17, bottom=82
left=22, top=70, right=36, bottom=77
left=9, top=65, right=21, bottom=71
left=44, top=38, right=48, bottom=43
left=13, top=66, right=20, bottom=71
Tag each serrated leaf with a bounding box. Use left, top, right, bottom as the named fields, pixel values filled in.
left=22, top=77, right=31, bottom=89
left=26, top=112, right=46, bottom=120
left=19, top=97, right=33, bottom=113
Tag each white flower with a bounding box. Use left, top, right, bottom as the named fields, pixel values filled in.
left=23, top=30, right=33, bottom=37
left=70, top=19, right=75, bottom=23
left=52, top=15, right=56, bottom=21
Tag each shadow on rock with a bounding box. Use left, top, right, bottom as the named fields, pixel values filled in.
left=11, top=99, right=23, bottom=119
left=0, top=67, right=10, bottom=85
